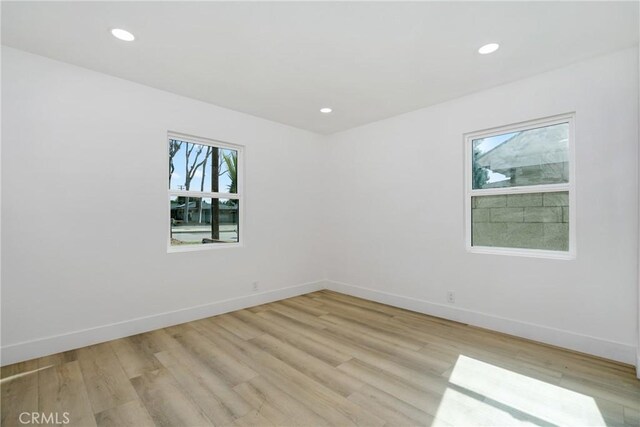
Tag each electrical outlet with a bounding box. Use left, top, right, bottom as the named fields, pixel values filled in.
left=252, top=281, right=259, bottom=292
left=447, top=291, right=455, bottom=304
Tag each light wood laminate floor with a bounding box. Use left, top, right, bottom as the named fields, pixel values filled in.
left=2, top=290, right=639, bottom=426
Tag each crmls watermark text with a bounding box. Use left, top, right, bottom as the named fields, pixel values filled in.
left=19, top=412, right=70, bottom=425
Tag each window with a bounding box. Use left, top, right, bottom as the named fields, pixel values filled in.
left=168, top=132, right=242, bottom=251
left=465, top=114, right=575, bottom=258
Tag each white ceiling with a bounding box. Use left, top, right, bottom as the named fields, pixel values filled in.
left=2, top=1, right=638, bottom=134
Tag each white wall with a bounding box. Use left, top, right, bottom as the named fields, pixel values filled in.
left=2, top=46, right=639, bottom=367
left=324, top=48, right=639, bottom=364
left=1, top=48, right=326, bottom=364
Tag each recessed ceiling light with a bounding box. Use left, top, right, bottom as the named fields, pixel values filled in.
left=478, top=43, right=499, bottom=55
left=320, top=107, right=332, bottom=113
left=111, top=28, right=135, bottom=42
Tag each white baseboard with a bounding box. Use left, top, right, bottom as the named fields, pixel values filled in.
left=326, top=280, right=637, bottom=366
left=0, top=280, right=326, bottom=366
left=3, top=279, right=636, bottom=368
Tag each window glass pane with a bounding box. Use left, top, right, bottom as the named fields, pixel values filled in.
left=170, top=196, right=239, bottom=245
left=471, top=191, right=569, bottom=251
left=169, top=139, right=187, bottom=190
left=169, top=139, right=238, bottom=194
left=217, top=148, right=238, bottom=194
left=472, top=122, right=569, bottom=189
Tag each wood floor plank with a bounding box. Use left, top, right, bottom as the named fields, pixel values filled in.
left=341, top=357, right=546, bottom=427
left=320, top=312, right=424, bottom=351
left=194, top=319, right=386, bottom=427
left=212, top=313, right=264, bottom=341
left=267, top=302, right=333, bottom=330
left=337, top=357, right=448, bottom=418
left=592, top=398, right=628, bottom=426
left=311, top=295, right=395, bottom=325
left=250, top=333, right=364, bottom=397
left=2, top=291, right=639, bottom=427
left=623, top=405, right=640, bottom=426
left=1, top=361, right=38, bottom=427
left=38, top=361, right=97, bottom=427
left=232, top=409, right=275, bottom=427
left=246, top=304, right=270, bottom=314
left=135, top=329, right=183, bottom=353
left=317, top=290, right=421, bottom=320
left=167, top=322, right=258, bottom=386
left=422, top=340, right=565, bottom=386
left=233, top=380, right=292, bottom=426
left=258, top=306, right=438, bottom=387
left=258, top=308, right=460, bottom=380
left=292, top=293, right=331, bottom=309
left=94, top=400, right=155, bottom=427
left=254, top=310, right=343, bottom=346
left=0, top=359, right=38, bottom=379
left=560, top=374, right=640, bottom=409
left=348, top=385, right=437, bottom=426
left=233, top=375, right=331, bottom=426
left=517, top=348, right=640, bottom=391
left=279, top=297, right=330, bottom=317
left=319, top=316, right=453, bottom=374
left=110, top=337, right=163, bottom=379
left=230, top=309, right=353, bottom=366
left=390, top=314, right=523, bottom=359
left=130, top=369, right=213, bottom=427
left=155, top=349, right=253, bottom=424
left=37, top=350, right=77, bottom=369
left=76, top=343, right=139, bottom=414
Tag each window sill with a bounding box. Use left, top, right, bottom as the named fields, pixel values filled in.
left=167, top=242, right=243, bottom=253
left=467, top=245, right=575, bottom=260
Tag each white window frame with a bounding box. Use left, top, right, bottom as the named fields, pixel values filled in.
left=167, top=131, right=244, bottom=253
left=464, top=113, right=576, bottom=260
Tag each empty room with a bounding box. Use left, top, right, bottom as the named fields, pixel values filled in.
left=1, top=1, right=639, bottom=426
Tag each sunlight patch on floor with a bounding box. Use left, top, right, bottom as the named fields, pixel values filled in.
left=434, top=355, right=606, bottom=426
